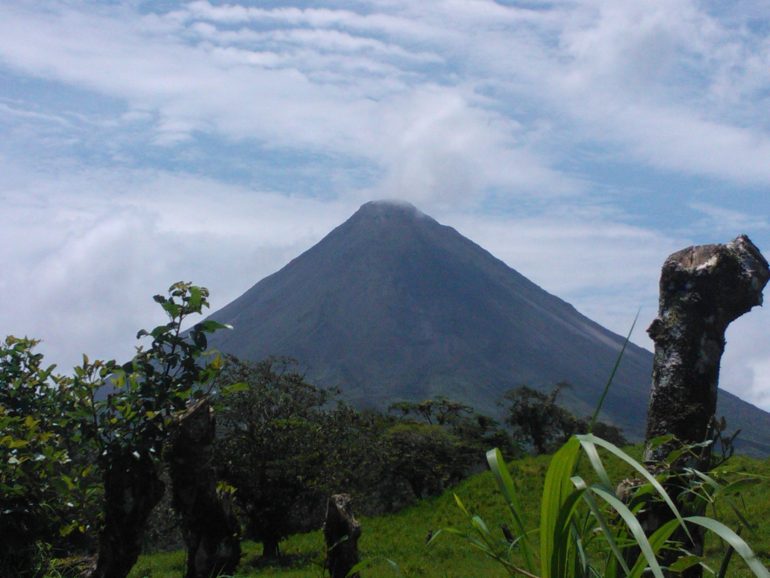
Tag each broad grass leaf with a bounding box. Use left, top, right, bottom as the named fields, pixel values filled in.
left=685, top=516, right=770, bottom=578
left=577, top=434, right=693, bottom=544
left=590, top=486, right=666, bottom=578
left=486, top=448, right=536, bottom=572
left=540, top=436, right=580, bottom=577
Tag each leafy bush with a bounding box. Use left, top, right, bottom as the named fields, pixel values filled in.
left=436, top=435, right=770, bottom=577
left=1, top=283, right=230, bottom=578
left=0, top=337, right=105, bottom=577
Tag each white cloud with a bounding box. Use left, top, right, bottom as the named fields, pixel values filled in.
left=0, top=160, right=357, bottom=370
left=1, top=155, right=769, bottom=410
left=1, top=0, right=770, bottom=412
left=4, top=0, right=770, bottom=191
left=690, top=202, right=770, bottom=235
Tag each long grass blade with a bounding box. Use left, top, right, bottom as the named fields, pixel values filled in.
left=549, top=484, right=586, bottom=577
left=577, top=434, right=613, bottom=490
left=628, top=518, right=680, bottom=578
left=486, top=448, right=537, bottom=572
left=579, top=485, right=632, bottom=577
left=588, top=309, right=639, bottom=431
left=684, top=516, right=770, bottom=577
left=590, top=485, right=666, bottom=578
left=577, top=434, right=693, bottom=543
left=540, top=436, right=581, bottom=577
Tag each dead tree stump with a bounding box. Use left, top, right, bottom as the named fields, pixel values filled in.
left=324, top=494, right=361, bottom=578
left=645, top=235, right=769, bottom=460
left=167, top=399, right=241, bottom=578
left=642, top=234, right=769, bottom=576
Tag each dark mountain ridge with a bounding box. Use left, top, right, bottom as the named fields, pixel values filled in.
left=207, top=200, right=770, bottom=454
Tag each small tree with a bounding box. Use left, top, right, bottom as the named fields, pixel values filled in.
left=383, top=422, right=463, bottom=499
left=387, top=396, right=516, bottom=498
left=0, top=284, right=233, bottom=578
left=388, top=396, right=473, bottom=425
left=215, top=356, right=335, bottom=560
left=91, top=282, right=230, bottom=578
left=502, top=383, right=626, bottom=455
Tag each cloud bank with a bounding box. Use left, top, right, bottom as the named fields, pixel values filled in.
left=1, top=0, right=769, bottom=410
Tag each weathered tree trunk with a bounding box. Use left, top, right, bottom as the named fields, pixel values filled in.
left=167, top=399, right=241, bottom=578
left=91, top=450, right=165, bottom=578
left=324, top=494, right=362, bottom=578
left=642, top=235, right=769, bottom=577
left=261, top=536, right=281, bottom=561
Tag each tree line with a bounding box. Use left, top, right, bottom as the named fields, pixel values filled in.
left=0, top=283, right=625, bottom=577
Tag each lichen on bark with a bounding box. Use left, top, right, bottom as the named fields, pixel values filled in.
left=644, top=235, right=769, bottom=464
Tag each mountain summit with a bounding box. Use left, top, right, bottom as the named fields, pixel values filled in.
left=207, top=201, right=770, bottom=452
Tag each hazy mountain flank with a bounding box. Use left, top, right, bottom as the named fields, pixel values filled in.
left=207, top=200, right=770, bottom=454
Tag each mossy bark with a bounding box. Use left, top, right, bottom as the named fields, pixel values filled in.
left=91, top=450, right=165, bottom=578
left=167, top=399, right=241, bottom=578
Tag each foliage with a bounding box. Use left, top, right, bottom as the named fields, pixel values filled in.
left=385, top=396, right=516, bottom=501
left=89, top=282, right=231, bottom=578
left=97, top=282, right=228, bottom=460
left=389, top=397, right=473, bottom=426
left=0, top=283, right=230, bottom=577
left=502, top=383, right=577, bottom=454
left=503, top=383, right=626, bottom=454
left=128, top=449, right=770, bottom=577
left=0, top=337, right=106, bottom=576
left=436, top=435, right=770, bottom=577
left=215, top=356, right=338, bottom=559
left=314, top=404, right=401, bottom=513
left=384, top=422, right=466, bottom=499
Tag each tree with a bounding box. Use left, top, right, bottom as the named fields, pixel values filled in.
left=90, top=282, right=232, bottom=578
left=0, top=283, right=235, bottom=578
left=503, top=383, right=581, bottom=455
left=388, top=396, right=473, bottom=425
left=503, top=384, right=626, bottom=454
left=0, top=338, right=105, bottom=577
left=215, top=356, right=335, bottom=560
left=385, top=396, right=515, bottom=499
left=383, top=422, right=463, bottom=499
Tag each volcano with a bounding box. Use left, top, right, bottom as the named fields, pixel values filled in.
left=206, top=200, right=770, bottom=453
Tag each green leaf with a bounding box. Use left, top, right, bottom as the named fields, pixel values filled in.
left=223, top=382, right=249, bottom=395
left=668, top=555, right=701, bottom=573
left=196, top=320, right=233, bottom=333
left=590, top=485, right=666, bottom=578
left=685, top=516, right=770, bottom=577
left=188, top=285, right=202, bottom=311
left=577, top=434, right=693, bottom=544
left=161, top=301, right=181, bottom=318
left=486, top=448, right=537, bottom=572
left=540, top=436, right=580, bottom=577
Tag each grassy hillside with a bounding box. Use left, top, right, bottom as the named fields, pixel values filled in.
left=128, top=448, right=770, bottom=578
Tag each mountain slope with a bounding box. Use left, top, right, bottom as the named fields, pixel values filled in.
left=207, top=201, right=770, bottom=453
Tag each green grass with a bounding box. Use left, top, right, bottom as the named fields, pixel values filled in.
left=127, top=448, right=770, bottom=578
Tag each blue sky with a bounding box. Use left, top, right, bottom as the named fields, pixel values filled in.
left=2, top=0, right=770, bottom=410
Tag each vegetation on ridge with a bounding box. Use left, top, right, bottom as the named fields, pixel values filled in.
left=125, top=446, right=770, bottom=577
left=2, top=282, right=769, bottom=577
